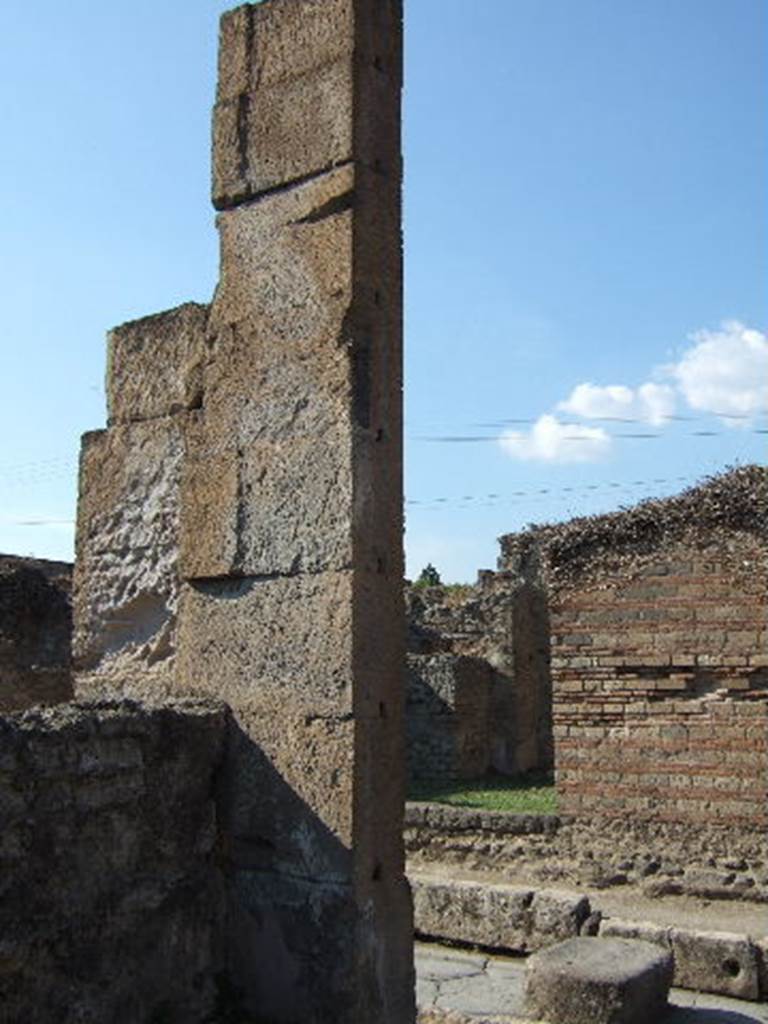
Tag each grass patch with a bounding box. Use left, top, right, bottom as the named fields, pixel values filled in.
left=408, top=772, right=557, bottom=814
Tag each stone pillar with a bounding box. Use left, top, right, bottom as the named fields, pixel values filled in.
left=74, top=1, right=412, bottom=1020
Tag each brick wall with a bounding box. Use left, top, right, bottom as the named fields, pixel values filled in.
left=551, top=537, right=768, bottom=825
left=498, top=467, right=768, bottom=827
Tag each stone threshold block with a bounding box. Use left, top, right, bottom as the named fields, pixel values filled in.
left=524, top=936, right=673, bottom=1024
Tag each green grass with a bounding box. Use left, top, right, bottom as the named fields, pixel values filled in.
left=407, top=772, right=557, bottom=814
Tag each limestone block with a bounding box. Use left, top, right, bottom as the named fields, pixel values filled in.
left=73, top=420, right=185, bottom=698
left=524, top=937, right=673, bottom=1024
left=410, top=877, right=588, bottom=955
left=226, top=868, right=358, bottom=1020
left=670, top=927, right=759, bottom=1000
left=176, top=572, right=354, bottom=717
left=598, top=917, right=671, bottom=951
left=106, top=303, right=209, bottom=425
left=180, top=426, right=353, bottom=580
left=213, top=0, right=356, bottom=205
left=219, top=704, right=356, bottom=877
left=529, top=889, right=591, bottom=946
left=411, top=878, right=534, bottom=952
left=211, top=164, right=354, bottom=362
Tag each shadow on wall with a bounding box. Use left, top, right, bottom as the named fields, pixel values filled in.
left=217, top=716, right=359, bottom=1022
left=0, top=556, right=73, bottom=713
left=512, top=582, right=552, bottom=773
left=0, top=698, right=394, bottom=1024
left=406, top=653, right=493, bottom=782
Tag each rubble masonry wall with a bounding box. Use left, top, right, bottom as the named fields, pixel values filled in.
left=0, top=699, right=227, bottom=1024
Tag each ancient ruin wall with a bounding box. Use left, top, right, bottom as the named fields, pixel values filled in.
left=74, top=3, right=413, bottom=1021
left=406, top=653, right=492, bottom=780
left=0, top=699, right=227, bottom=1024
left=0, top=555, right=73, bottom=712
left=406, top=570, right=552, bottom=775
left=500, top=467, right=768, bottom=827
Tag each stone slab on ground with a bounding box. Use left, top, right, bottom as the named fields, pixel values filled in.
left=523, top=936, right=673, bottom=1024
left=415, top=941, right=768, bottom=1024
left=600, top=917, right=761, bottom=1000
left=409, top=862, right=768, bottom=1000
left=411, top=870, right=589, bottom=953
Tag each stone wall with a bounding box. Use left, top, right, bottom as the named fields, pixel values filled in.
left=499, top=466, right=768, bottom=827
left=72, top=2, right=413, bottom=1021
left=0, top=554, right=73, bottom=712
left=406, top=572, right=551, bottom=775
left=407, top=654, right=492, bottom=780
left=404, top=803, right=768, bottom=903
left=0, top=698, right=227, bottom=1024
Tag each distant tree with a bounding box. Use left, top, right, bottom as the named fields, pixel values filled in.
left=415, top=563, right=442, bottom=587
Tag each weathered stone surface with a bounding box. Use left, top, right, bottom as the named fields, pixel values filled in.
left=72, top=1, right=411, bottom=1020
left=410, top=875, right=588, bottom=953
left=74, top=420, right=184, bottom=698
left=176, top=572, right=354, bottom=715
left=530, top=888, right=591, bottom=945
left=106, top=302, right=209, bottom=425
left=407, top=654, right=493, bottom=780
left=0, top=557, right=72, bottom=712
left=0, top=699, right=227, bottom=1024
left=599, top=917, right=671, bottom=950
left=404, top=802, right=768, bottom=905
left=181, top=166, right=356, bottom=579
left=406, top=571, right=552, bottom=776
left=212, top=0, right=400, bottom=206
left=181, top=424, right=354, bottom=579
left=670, top=927, right=760, bottom=1000
left=524, top=937, right=673, bottom=1024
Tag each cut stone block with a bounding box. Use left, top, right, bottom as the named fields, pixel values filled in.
left=180, top=428, right=353, bottom=579
left=411, top=878, right=534, bottom=952
left=176, top=572, right=354, bottom=717
left=670, top=927, right=759, bottom=1000
left=107, top=303, right=209, bottom=425
left=524, top=936, right=673, bottom=1024
left=73, top=420, right=185, bottom=698
left=213, top=1, right=354, bottom=204
left=410, top=876, right=589, bottom=954
left=212, top=165, right=355, bottom=359
left=598, top=917, right=671, bottom=950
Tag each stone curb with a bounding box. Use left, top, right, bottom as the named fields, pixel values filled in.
left=409, top=873, right=768, bottom=1001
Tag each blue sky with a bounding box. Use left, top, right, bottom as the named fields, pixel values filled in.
left=1, top=0, right=766, bottom=581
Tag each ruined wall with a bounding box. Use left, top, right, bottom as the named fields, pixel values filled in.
left=499, top=466, right=768, bottom=827
left=0, top=555, right=73, bottom=712
left=404, top=803, right=768, bottom=903
left=74, top=303, right=209, bottom=698
left=406, top=570, right=551, bottom=774
left=0, top=699, right=227, bottom=1024
left=73, top=2, right=413, bottom=1021
left=407, top=654, right=492, bottom=780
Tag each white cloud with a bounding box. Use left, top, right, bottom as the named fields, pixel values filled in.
left=499, top=414, right=611, bottom=463
left=671, top=320, right=768, bottom=422
left=496, top=320, right=765, bottom=464
left=558, top=381, right=676, bottom=425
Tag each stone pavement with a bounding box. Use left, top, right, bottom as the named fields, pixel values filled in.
left=415, top=941, right=768, bottom=1024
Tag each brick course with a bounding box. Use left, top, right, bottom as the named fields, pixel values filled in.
left=500, top=467, right=768, bottom=827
